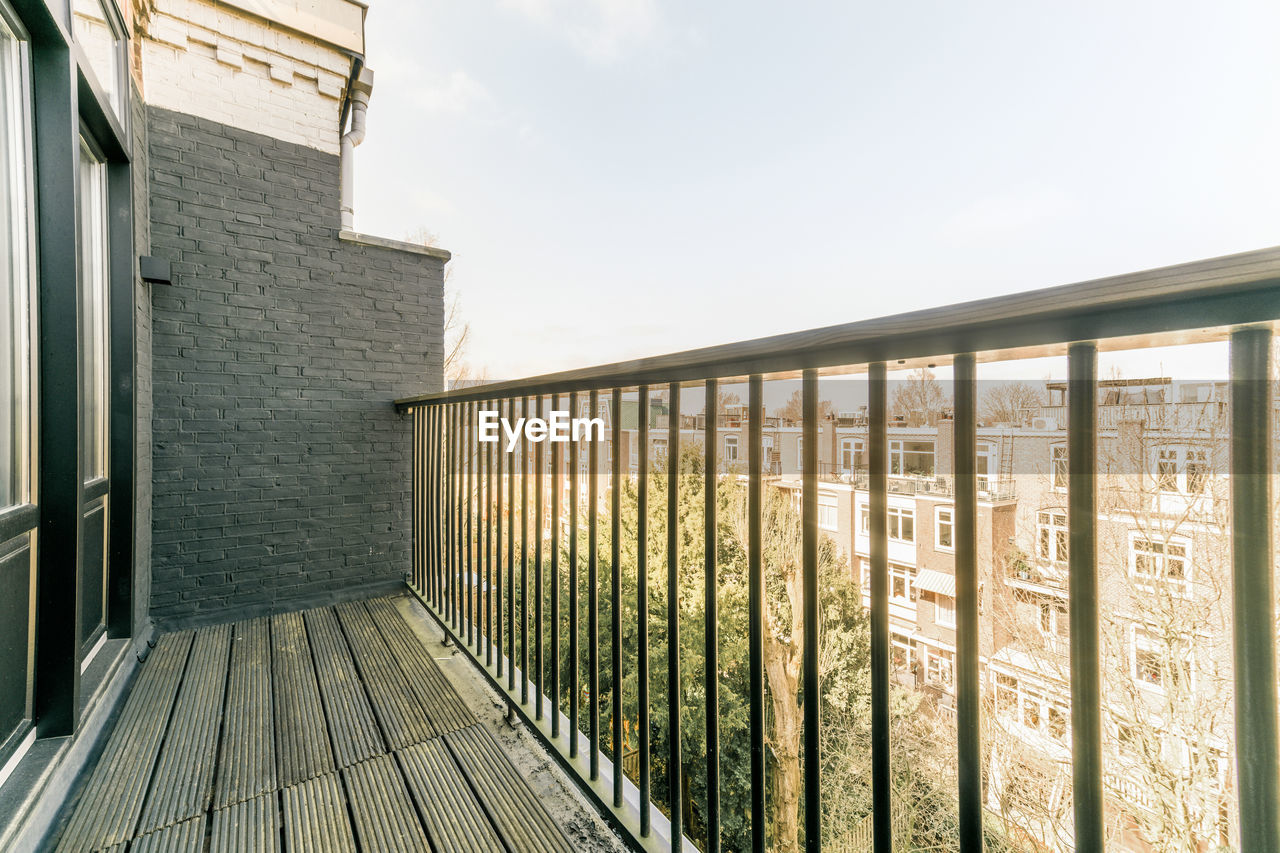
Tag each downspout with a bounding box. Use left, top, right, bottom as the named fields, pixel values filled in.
left=340, top=64, right=375, bottom=231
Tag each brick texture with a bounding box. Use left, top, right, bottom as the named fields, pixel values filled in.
left=146, top=106, right=444, bottom=628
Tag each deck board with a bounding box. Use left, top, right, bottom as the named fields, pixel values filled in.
left=214, top=617, right=277, bottom=808
left=136, top=623, right=232, bottom=833
left=52, top=595, right=577, bottom=853
left=271, top=611, right=335, bottom=787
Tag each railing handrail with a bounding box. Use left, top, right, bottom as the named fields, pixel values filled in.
left=396, top=244, right=1280, bottom=409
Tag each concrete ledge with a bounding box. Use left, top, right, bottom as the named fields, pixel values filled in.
left=339, top=230, right=452, bottom=262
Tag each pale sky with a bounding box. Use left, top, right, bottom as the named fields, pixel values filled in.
left=352, top=0, right=1280, bottom=382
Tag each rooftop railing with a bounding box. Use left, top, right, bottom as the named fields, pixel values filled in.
left=396, top=245, right=1280, bottom=853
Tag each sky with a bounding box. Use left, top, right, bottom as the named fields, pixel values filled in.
left=352, top=0, right=1280, bottom=382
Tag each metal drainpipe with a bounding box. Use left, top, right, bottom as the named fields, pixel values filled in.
left=340, top=66, right=375, bottom=231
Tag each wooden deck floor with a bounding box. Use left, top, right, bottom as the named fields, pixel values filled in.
left=52, top=596, right=575, bottom=852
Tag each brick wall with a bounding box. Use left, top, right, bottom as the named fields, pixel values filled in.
left=146, top=106, right=445, bottom=628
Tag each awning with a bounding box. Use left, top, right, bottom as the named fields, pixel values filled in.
left=915, top=568, right=956, bottom=598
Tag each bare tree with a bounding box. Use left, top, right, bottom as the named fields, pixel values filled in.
left=891, top=368, right=947, bottom=426
left=775, top=389, right=834, bottom=425
left=404, top=227, right=478, bottom=388
left=981, top=382, right=1044, bottom=426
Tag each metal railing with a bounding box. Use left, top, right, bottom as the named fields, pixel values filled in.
left=397, top=245, right=1280, bottom=853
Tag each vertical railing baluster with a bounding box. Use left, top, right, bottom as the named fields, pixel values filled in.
left=551, top=393, right=562, bottom=740
left=486, top=399, right=494, bottom=666
left=536, top=396, right=546, bottom=721
left=801, top=370, right=820, bottom=852
left=569, top=391, right=580, bottom=757
left=638, top=384, right=652, bottom=838
left=494, top=398, right=504, bottom=675
left=467, top=401, right=475, bottom=648
left=522, top=396, right=531, bottom=706
left=667, top=381, right=683, bottom=851
left=412, top=407, right=420, bottom=594
left=748, top=375, right=765, bottom=853
left=508, top=397, right=516, bottom=691
left=589, top=389, right=601, bottom=779
left=432, top=405, right=441, bottom=611
left=611, top=387, right=624, bottom=808
left=1230, top=327, right=1279, bottom=853
left=954, top=354, right=981, bottom=851
left=1068, top=342, right=1103, bottom=851
left=704, top=378, right=721, bottom=852
left=449, top=402, right=458, bottom=630
left=869, top=363, right=890, bottom=853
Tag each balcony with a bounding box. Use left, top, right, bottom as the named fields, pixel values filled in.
left=44, top=595, right=602, bottom=852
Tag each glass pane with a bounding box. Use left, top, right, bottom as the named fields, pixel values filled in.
left=977, top=354, right=1072, bottom=852
left=78, top=139, right=108, bottom=482
left=0, top=17, right=31, bottom=510
left=71, top=0, right=121, bottom=114
left=1097, top=341, right=1236, bottom=850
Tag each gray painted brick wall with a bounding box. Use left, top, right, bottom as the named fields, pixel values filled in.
left=146, top=107, right=445, bottom=628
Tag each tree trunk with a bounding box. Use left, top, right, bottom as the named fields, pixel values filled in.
left=763, top=560, right=805, bottom=853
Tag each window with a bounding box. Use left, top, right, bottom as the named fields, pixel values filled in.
left=888, top=506, right=914, bottom=542
left=890, top=564, right=916, bottom=602
left=995, top=673, right=1018, bottom=715
left=976, top=443, right=995, bottom=491
left=652, top=437, right=667, bottom=460
left=1037, top=510, right=1068, bottom=564
left=935, top=594, right=955, bottom=627
left=839, top=437, right=864, bottom=472
left=796, top=436, right=803, bottom=472
left=1132, top=626, right=1192, bottom=693
left=724, top=434, right=738, bottom=463
left=891, top=633, right=912, bottom=669
left=72, top=0, right=123, bottom=114
left=1131, top=537, right=1190, bottom=591
left=78, top=137, right=109, bottom=482
left=1050, top=444, right=1068, bottom=490
left=1155, top=445, right=1211, bottom=494
left=1, top=14, right=32, bottom=511
left=924, top=646, right=953, bottom=686
left=890, top=439, right=934, bottom=477
left=818, top=493, right=838, bottom=531
left=935, top=506, right=953, bottom=550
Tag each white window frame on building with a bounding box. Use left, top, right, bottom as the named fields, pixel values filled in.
left=839, top=437, right=864, bottom=472
left=1154, top=444, right=1211, bottom=494
left=724, top=434, right=738, bottom=463
left=935, top=593, right=955, bottom=628
left=890, top=563, right=916, bottom=603
left=652, top=436, right=668, bottom=460
left=888, top=505, right=914, bottom=542
left=923, top=644, right=954, bottom=687
left=935, top=505, right=954, bottom=551
left=1131, top=623, right=1193, bottom=694
left=890, top=439, right=934, bottom=477
left=818, top=491, right=838, bottom=531
left=796, top=436, right=803, bottom=472
left=1050, top=443, right=1068, bottom=491
left=1037, top=510, right=1068, bottom=565
left=1129, top=534, right=1191, bottom=594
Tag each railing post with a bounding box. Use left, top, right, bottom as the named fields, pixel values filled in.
left=802, top=369, right=820, bottom=852
left=449, top=402, right=459, bottom=631
left=611, top=387, right=624, bottom=808
left=869, top=362, right=890, bottom=853
left=589, top=388, right=601, bottom=779
left=1230, top=327, right=1279, bottom=853
left=638, top=384, right=652, bottom=837
left=466, top=400, right=475, bottom=648
left=748, top=375, right=766, bottom=853
left=667, top=381, right=683, bottom=851
left=954, top=354, right=981, bottom=851
left=704, top=378, right=721, bottom=853
left=551, top=393, right=562, bottom=739
left=1068, top=342, right=1103, bottom=851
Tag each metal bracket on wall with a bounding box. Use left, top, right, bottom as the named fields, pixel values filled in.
left=139, top=256, right=171, bottom=285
